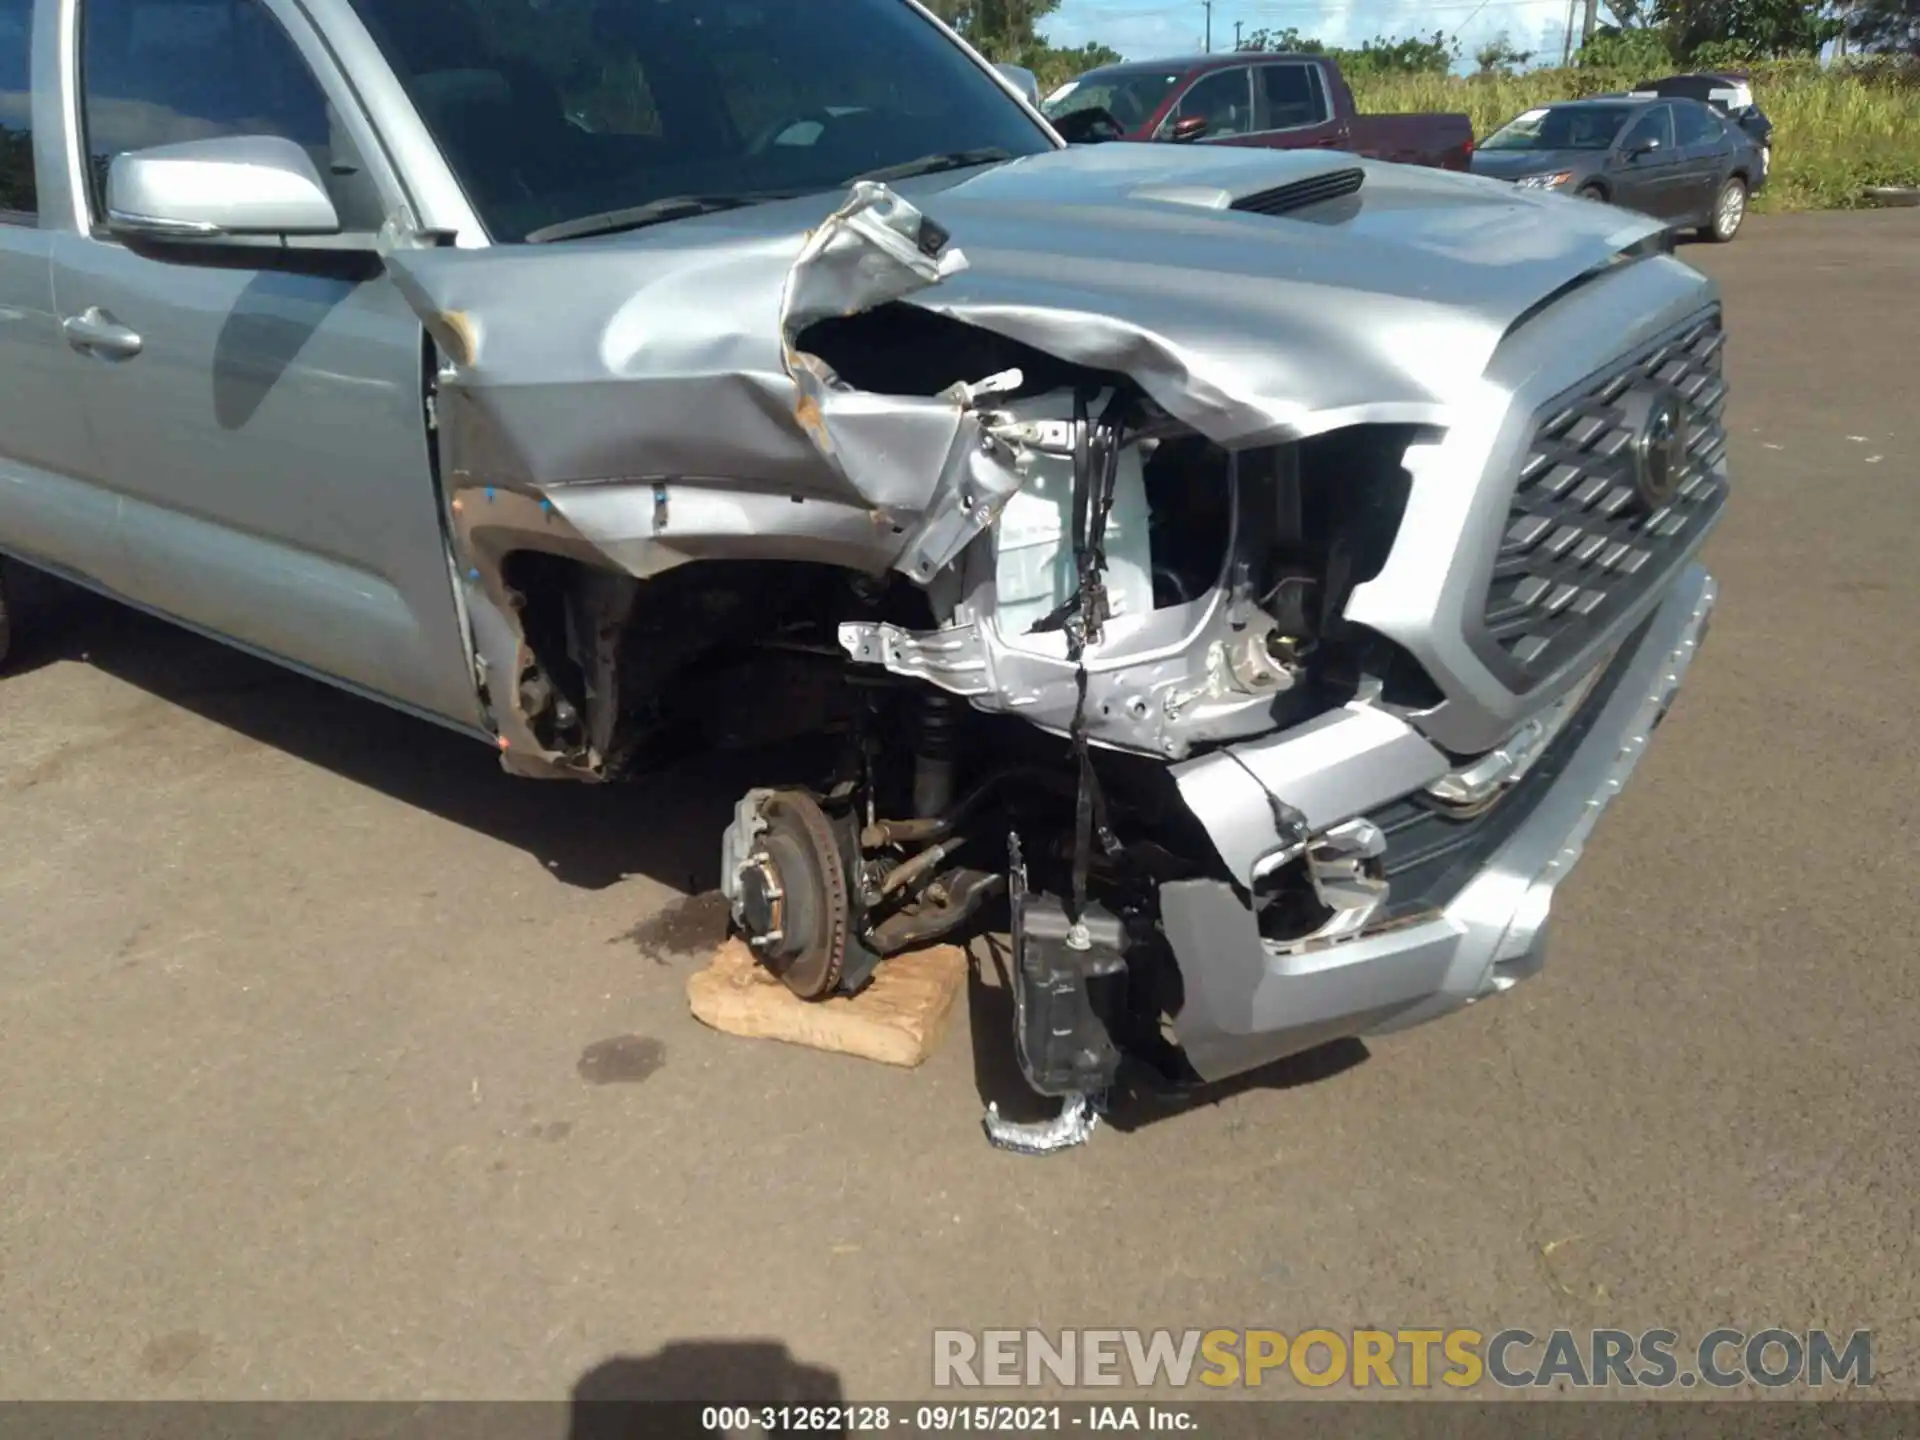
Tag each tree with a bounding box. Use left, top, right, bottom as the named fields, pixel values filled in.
left=1580, top=0, right=1841, bottom=59
left=1238, top=25, right=1327, bottom=53
left=922, top=0, right=1062, bottom=56
left=1344, top=31, right=1460, bottom=72
left=1662, top=0, right=1841, bottom=57
left=1602, top=0, right=1658, bottom=26
left=1845, top=0, right=1920, bottom=53
left=1474, top=30, right=1538, bottom=71
left=922, top=0, right=1114, bottom=86
left=1575, top=22, right=1676, bottom=64
left=1239, top=25, right=1458, bottom=74
left=1013, top=39, right=1122, bottom=89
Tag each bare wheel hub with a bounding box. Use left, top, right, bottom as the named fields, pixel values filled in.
left=738, top=790, right=851, bottom=1000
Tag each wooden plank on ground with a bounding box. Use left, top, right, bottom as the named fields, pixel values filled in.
left=686, top=939, right=968, bottom=1068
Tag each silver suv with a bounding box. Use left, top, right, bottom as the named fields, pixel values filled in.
left=0, top=0, right=1721, bottom=1149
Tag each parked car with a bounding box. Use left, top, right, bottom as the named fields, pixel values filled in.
left=0, top=0, right=1723, bottom=1152
left=1042, top=52, right=1475, bottom=170
left=1631, top=72, right=1774, bottom=184
left=1471, top=95, right=1765, bottom=242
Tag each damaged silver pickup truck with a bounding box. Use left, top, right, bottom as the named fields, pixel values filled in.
left=0, top=0, right=1724, bottom=1150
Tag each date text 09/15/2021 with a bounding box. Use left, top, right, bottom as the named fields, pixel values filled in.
left=700, top=1405, right=1193, bottom=1433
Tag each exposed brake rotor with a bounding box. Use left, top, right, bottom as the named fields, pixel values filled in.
left=734, top=789, right=852, bottom=1000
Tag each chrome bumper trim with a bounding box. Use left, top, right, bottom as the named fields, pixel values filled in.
left=1160, top=563, right=1717, bottom=1083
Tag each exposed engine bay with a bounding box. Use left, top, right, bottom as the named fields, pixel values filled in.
left=490, top=353, right=1437, bottom=1148
left=385, top=157, right=1727, bottom=1151
left=707, top=383, right=1429, bottom=1117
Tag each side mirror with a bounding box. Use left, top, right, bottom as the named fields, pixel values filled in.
left=993, top=63, right=1042, bottom=110
left=106, top=135, right=341, bottom=243
left=1168, top=115, right=1210, bottom=144
left=1052, top=107, right=1125, bottom=145
left=1626, top=137, right=1661, bottom=160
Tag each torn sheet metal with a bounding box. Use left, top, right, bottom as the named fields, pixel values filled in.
left=375, top=144, right=1675, bottom=773
left=777, top=183, right=1039, bottom=581
left=982, top=1092, right=1101, bottom=1155
left=381, top=143, right=1672, bottom=534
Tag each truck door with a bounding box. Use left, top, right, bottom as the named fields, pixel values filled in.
left=1252, top=61, right=1345, bottom=150
left=1156, top=65, right=1257, bottom=145
left=1, top=0, right=124, bottom=585
left=45, top=0, right=480, bottom=727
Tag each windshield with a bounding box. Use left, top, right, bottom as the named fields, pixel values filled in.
left=1042, top=67, right=1184, bottom=131
left=349, top=0, right=1053, bottom=242
left=1481, top=104, right=1635, bottom=152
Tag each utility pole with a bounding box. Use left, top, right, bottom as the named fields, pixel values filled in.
left=1235, top=18, right=1244, bottom=49
left=1562, top=0, right=1577, bottom=63
left=1203, top=0, right=1212, bottom=51
left=1581, top=0, right=1598, bottom=48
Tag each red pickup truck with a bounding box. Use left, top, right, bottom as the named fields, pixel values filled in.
left=1042, top=52, right=1475, bottom=171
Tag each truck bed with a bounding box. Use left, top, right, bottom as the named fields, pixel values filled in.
left=1346, top=112, right=1475, bottom=171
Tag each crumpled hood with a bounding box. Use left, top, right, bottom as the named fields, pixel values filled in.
left=878, top=143, right=1666, bottom=440
left=383, top=141, right=1670, bottom=533
left=380, top=141, right=1690, bottom=778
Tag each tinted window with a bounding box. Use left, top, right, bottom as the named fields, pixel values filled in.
left=1257, top=63, right=1327, bottom=130
left=0, top=0, right=31, bottom=217
left=1673, top=102, right=1722, bottom=146
left=1170, top=67, right=1253, bottom=138
left=1043, top=67, right=1182, bottom=131
left=79, top=0, right=379, bottom=227
left=1482, top=104, right=1634, bottom=152
left=349, top=0, right=1052, bottom=245
left=1621, top=104, right=1674, bottom=152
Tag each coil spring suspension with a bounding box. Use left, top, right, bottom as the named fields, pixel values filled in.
left=913, top=691, right=960, bottom=820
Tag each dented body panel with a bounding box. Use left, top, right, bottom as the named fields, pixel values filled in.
left=393, top=144, right=1672, bottom=506
left=0, top=0, right=1728, bottom=1113
left=385, top=143, right=1681, bottom=770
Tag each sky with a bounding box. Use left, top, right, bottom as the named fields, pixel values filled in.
left=1043, top=0, right=1588, bottom=70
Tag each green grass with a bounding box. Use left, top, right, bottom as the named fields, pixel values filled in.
left=1348, top=61, right=1920, bottom=211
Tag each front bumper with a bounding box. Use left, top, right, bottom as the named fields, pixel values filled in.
left=1158, top=563, right=1716, bottom=1083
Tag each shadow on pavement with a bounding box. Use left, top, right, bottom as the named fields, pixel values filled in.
left=24, top=569, right=1373, bottom=1124
left=0, top=559, right=74, bottom=683
left=965, top=934, right=1370, bottom=1135
left=571, top=1341, right=844, bottom=1439
left=7, top=570, right=817, bottom=893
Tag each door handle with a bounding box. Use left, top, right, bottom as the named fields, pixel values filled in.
left=62, top=306, right=144, bottom=360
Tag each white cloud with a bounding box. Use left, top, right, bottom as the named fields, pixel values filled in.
left=1045, top=0, right=1578, bottom=70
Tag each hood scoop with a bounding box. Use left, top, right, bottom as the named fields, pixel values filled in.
left=1232, top=166, right=1365, bottom=216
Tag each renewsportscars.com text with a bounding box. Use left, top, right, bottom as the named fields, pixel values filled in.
left=932, top=1327, right=1874, bottom=1390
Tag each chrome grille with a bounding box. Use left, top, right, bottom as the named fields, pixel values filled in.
left=1479, top=310, right=1728, bottom=688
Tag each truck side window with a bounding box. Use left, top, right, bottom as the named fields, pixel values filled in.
left=0, top=0, right=32, bottom=220
left=1257, top=64, right=1328, bottom=132
left=78, top=0, right=381, bottom=230
left=1170, top=68, right=1253, bottom=139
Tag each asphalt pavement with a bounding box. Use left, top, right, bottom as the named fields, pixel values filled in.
left=1, top=209, right=1915, bottom=1403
